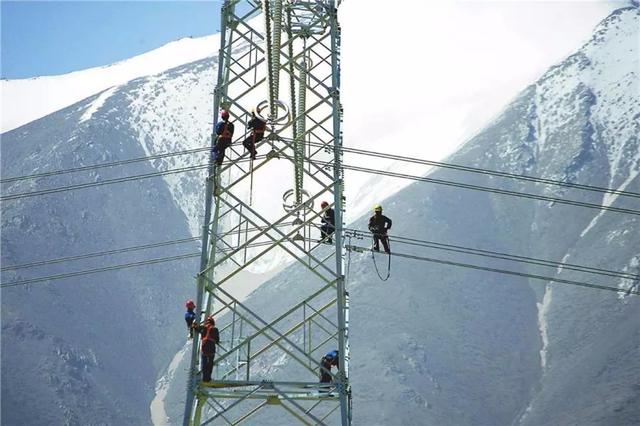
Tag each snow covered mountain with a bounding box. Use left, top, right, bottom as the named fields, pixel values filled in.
left=0, top=35, right=219, bottom=134
left=1, top=3, right=637, bottom=426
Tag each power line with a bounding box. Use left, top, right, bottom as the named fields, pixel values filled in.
left=344, top=228, right=639, bottom=281
left=346, top=243, right=640, bottom=296
left=1, top=237, right=200, bottom=271
left=0, top=238, right=295, bottom=288
left=4, top=226, right=637, bottom=294
left=0, top=151, right=273, bottom=202
left=301, top=139, right=640, bottom=200
left=333, top=162, right=640, bottom=216
left=6, top=155, right=636, bottom=218
left=0, top=221, right=298, bottom=271
left=1, top=252, right=201, bottom=288
left=0, top=163, right=210, bottom=202
left=5, top=140, right=639, bottom=202
left=0, top=146, right=211, bottom=184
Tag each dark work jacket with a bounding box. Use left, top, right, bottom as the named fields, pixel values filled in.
left=185, top=310, right=196, bottom=327
left=197, top=324, right=220, bottom=356
left=321, top=208, right=335, bottom=227
left=215, top=120, right=235, bottom=142
left=247, top=117, right=266, bottom=135
left=368, top=213, right=392, bottom=234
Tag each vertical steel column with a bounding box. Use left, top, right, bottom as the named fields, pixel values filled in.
left=328, top=2, right=350, bottom=424
left=183, top=2, right=232, bottom=424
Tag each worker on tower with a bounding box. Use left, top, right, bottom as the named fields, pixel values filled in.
left=242, top=109, right=266, bottom=160
left=193, top=315, right=220, bottom=382
left=368, top=204, right=392, bottom=253
left=319, top=349, right=339, bottom=384
left=212, top=110, right=235, bottom=165
left=319, top=201, right=335, bottom=244
left=185, top=300, right=197, bottom=339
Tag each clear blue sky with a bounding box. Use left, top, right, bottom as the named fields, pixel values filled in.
left=1, top=1, right=224, bottom=79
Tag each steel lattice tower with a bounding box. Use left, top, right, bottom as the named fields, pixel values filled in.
left=184, top=1, right=350, bottom=424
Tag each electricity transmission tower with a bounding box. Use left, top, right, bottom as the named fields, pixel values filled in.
left=183, top=1, right=350, bottom=425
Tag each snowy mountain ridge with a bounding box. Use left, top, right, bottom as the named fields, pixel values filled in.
left=1, top=34, right=219, bottom=133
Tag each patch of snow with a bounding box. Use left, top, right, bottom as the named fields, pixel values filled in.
left=606, top=228, right=629, bottom=244
left=2, top=34, right=219, bottom=133
left=556, top=253, right=571, bottom=275
left=537, top=285, right=553, bottom=370
left=150, top=341, right=190, bottom=426
left=618, top=255, right=640, bottom=300
left=79, top=87, right=117, bottom=124
left=579, top=168, right=639, bottom=238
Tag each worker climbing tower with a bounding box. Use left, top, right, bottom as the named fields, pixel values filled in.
left=184, top=1, right=350, bottom=424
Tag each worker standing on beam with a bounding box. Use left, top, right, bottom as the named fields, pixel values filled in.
left=242, top=109, right=266, bottom=160
left=368, top=204, right=392, bottom=253
left=193, top=315, right=220, bottom=382
left=213, top=110, right=234, bottom=165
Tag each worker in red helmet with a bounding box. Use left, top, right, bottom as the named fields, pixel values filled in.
left=242, top=109, right=266, bottom=160
left=185, top=300, right=197, bottom=339
left=212, top=110, right=235, bottom=165
left=319, top=201, right=335, bottom=244
left=193, top=315, right=220, bottom=382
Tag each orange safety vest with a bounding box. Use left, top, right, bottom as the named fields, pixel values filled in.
left=201, top=325, right=219, bottom=355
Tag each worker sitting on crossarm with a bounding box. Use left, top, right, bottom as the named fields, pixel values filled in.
left=242, top=109, right=266, bottom=160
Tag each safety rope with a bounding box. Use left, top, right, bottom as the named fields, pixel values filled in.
left=249, top=155, right=255, bottom=206
left=371, top=235, right=391, bottom=281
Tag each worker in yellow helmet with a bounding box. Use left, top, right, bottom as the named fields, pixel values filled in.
left=368, top=204, right=392, bottom=253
